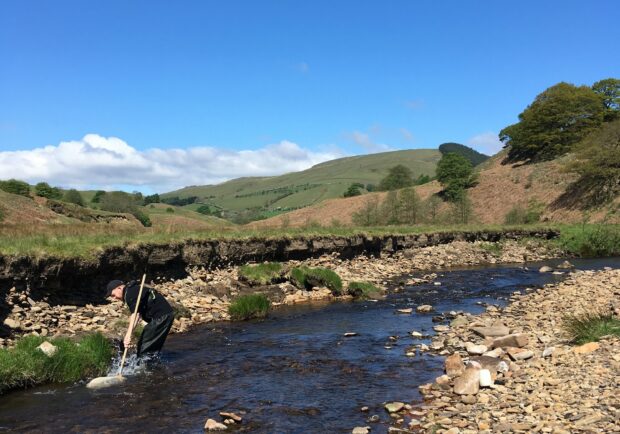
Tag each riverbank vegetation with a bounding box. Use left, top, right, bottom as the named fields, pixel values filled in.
left=228, top=294, right=271, bottom=321
left=0, top=333, right=113, bottom=393
left=347, top=281, right=381, bottom=299
left=563, top=311, right=620, bottom=344
left=238, top=262, right=284, bottom=286
left=290, top=266, right=343, bottom=295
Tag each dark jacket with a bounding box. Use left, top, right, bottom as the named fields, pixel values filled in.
left=123, top=281, right=173, bottom=322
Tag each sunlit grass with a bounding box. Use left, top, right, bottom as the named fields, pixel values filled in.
left=228, top=294, right=271, bottom=320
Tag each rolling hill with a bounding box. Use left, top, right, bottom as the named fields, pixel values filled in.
left=163, top=149, right=442, bottom=219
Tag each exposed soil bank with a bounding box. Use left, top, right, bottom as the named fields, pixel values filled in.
left=0, top=229, right=558, bottom=295
left=398, top=268, right=620, bottom=433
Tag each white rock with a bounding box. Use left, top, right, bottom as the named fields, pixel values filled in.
left=416, top=304, right=433, bottom=313
left=542, top=347, right=555, bottom=358
left=465, top=342, right=488, bottom=355
left=539, top=266, right=553, bottom=273
left=204, top=418, right=227, bottom=431
left=479, top=369, right=493, bottom=387
left=352, top=427, right=370, bottom=434
left=3, top=318, right=21, bottom=329
left=410, top=331, right=423, bottom=338
left=37, top=341, right=58, bottom=357
left=498, top=361, right=509, bottom=373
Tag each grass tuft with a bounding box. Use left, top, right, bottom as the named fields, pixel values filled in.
left=558, top=224, right=620, bottom=257
left=478, top=242, right=503, bottom=255
left=228, top=294, right=271, bottom=321
left=347, top=281, right=381, bottom=299
left=238, top=262, right=284, bottom=286
left=289, top=266, right=343, bottom=295
left=0, top=333, right=113, bottom=393
left=563, top=311, right=620, bottom=345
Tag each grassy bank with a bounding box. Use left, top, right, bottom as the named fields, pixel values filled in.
left=228, top=294, right=271, bottom=320
left=0, top=333, right=113, bottom=393
left=563, top=311, right=620, bottom=344
left=557, top=224, right=620, bottom=257
left=0, top=223, right=559, bottom=259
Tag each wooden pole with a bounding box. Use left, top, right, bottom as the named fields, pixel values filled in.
left=117, top=273, right=146, bottom=377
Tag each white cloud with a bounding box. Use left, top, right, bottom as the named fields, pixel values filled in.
left=349, top=130, right=392, bottom=153
left=466, top=132, right=504, bottom=155
left=0, top=134, right=343, bottom=192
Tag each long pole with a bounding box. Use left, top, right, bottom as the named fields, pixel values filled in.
left=117, top=273, right=146, bottom=377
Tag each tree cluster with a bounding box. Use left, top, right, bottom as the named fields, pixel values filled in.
left=436, top=153, right=477, bottom=201
left=500, top=78, right=619, bottom=162
left=0, top=179, right=31, bottom=197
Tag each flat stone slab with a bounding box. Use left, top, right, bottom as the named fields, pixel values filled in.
left=471, top=325, right=510, bottom=338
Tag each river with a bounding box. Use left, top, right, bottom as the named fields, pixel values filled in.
left=0, top=257, right=617, bottom=433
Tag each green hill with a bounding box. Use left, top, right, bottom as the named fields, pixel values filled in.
left=438, top=143, right=490, bottom=166
left=163, top=149, right=441, bottom=221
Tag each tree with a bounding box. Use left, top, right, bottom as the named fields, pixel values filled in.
left=63, top=189, right=85, bottom=206
left=344, top=183, right=363, bottom=197
left=0, top=179, right=31, bottom=197
left=34, top=182, right=63, bottom=199
left=564, top=118, right=620, bottom=206
left=100, top=191, right=135, bottom=212
left=423, top=195, right=442, bottom=223
left=91, top=190, right=106, bottom=203
left=352, top=197, right=380, bottom=226
left=378, top=165, right=414, bottom=191
left=399, top=187, right=421, bottom=224
left=380, top=190, right=401, bottom=224
left=450, top=192, right=474, bottom=224
left=500, top=82, right=605, bottom=162
left=436, top=153, right=476, bottom=201
left=592, top=78, right=620, bottom=120
left=143, top=193, right=161, bottom=205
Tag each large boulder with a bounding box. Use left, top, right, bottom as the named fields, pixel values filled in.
left=453, top=367, right=480, bottom=395
left=492, top=333, right=529, bottom=349
left=445, top=353, right=465, bottom=377
left=471, top=323, right=509, bottom=338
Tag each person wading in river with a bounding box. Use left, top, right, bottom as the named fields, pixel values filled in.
left=106, top=279, right=175, bottom=357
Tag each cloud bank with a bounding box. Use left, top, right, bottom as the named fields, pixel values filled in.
left=0, top=134, right=343, bottom=192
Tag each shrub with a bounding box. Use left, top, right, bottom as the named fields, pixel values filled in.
left=289, top=266, right=343, bottom=295
left=238, top=262, right=284, bottom=286
left=166, top=207, right=175, bottom=213
left=378, top=165, right=414, bottom=191
left=0, top=333, right=113, bottom=393
left=63, top=189, right=85, bottom=206
left=131, top=209, right=152, bottom=227
left=91, top=190, right=106, bottom=203
left=563, top=311, right=620, bottom=344
left=504, top=200, right=543, bottom=225
left=558, top=224, right=620, bottom=257
left=34, top=182, right=63, bottom=199
left=143, top=193, right=160, bottom=205
left=0, top=179, right=31, bottom=197
left=228, top=294, right=270, bottom=320
left=478, top=242, right=503, bottom=256
left=347, top=281, right=381, bottom=299
left=344, top=182, right=364, bottom=197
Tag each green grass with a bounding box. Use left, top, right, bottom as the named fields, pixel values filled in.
left=557, top=224, right=620, bottom=257
left=563, top=311, right=620, bottom=344
left=478, top=241, right=503, bottom=255
left=238, top=262, right=284, bottom=285
left=347, top=281, right=381, bottom=299
left=0, top=333, right=113, bottom=393
left=289, top=266, right=343, bottom=295
left=228, top=294, right=271, bottom=320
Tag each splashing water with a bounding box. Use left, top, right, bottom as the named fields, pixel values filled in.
left=106, top=351, right=159, bottom=377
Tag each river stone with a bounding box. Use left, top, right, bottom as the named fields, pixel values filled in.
left=471, top=324, right=509, bottom=338
left=3, top=318, right=21, bottom=329
left=384, top=402, right=405, bottom=413
left=453, top=367, right=480, bottom=395
left=410, top=331, right=423, bottom=338
left=416, top=305, right=433, bottom=313
left=479, top=369, right=493, bottom=387
left=219, top=412, right=242, bottom=423
left=469, top=355, right=502, bottom=373
left=344, top=332, right=358, bottom=337
left=37, top=341, right=58, bottom=357
left=539, top=265, right=553, bottom=273
left=507, top=347, right=534, bottom=360
left=450, top=316, right=468, bottom=327
left=433, top=325, right=450, bottom=332
left=574, top=342, right=600, bottom=354
left=542, top=346, right=555, bottom=358
left=492, top=333, right=528, bottom=348
left=557, top=260, right=574, bottom=269
left=352, top=427, right=370, bottom=434
left=445, top=353, right=465, bottom=377
left=396, top=308, right=412, bottom=314
left=204, top=418, right=227, bottom=431
left=465, top=342, right=488, bottom=355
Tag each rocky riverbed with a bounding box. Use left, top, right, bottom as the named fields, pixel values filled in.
left=1, top=239, right=558, bottom=347
left=386, top=267, right=620, bottom=434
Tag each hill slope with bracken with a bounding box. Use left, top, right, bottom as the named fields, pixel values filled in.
left=247, top=150, right=618, bottom=228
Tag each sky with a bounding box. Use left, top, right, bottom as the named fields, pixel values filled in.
left=1, top=0, right=619, bottom=193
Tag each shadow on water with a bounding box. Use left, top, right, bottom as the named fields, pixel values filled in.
left=0, top=257, right=617, bottom=433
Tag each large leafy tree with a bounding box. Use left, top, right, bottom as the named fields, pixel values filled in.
left=63, top=189, right=85, bottom=206
left=378, top=165, right=414, bottom=191
left=592, top=78, right=620, bottom=120
left=34, top=182, right=63, bottom=199
left=436, top=153, right=476, bottom=201
left=500, top=82, right=605, bottom=162
left=0, top=179, right=31, bottom=197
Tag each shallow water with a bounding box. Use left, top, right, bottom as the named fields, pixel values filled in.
left=0, top=257, right=617, bottom=433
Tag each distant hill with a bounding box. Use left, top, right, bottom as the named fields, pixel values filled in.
left=163, top=149, right=441, bottom=221
left=438, top=143, right=490, bottom=166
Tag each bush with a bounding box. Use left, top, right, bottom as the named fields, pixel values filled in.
left=504, top=200, right=543, bottom=225
left=143, top=194, right=160, bottom=205
left=344, top=183, right=364, bottom=197
left=34, top=182, right=63, bottom=199
left=0, top=179, right=31, bottom=197
left=131, top=209, right=152, bottom=227
left=228, top=294, right=270, bottom=320
left=63, top=189, right=85, bottom=206
left=347, top=281, right=381, bottom=299
left=378, top=165, right=414, bottom=191
left=238, top=262, right=284, bottom=286
left=0, top=333, right=113, bottom=393
left=563, top=311, right=620, bottom=344
left=558, top=224, right=620, bottom=257
left=289, top=266, right=343, bottom=295
left=91, top=190, right=106, bottom=203
left=166, top=207, right=175, bottom=213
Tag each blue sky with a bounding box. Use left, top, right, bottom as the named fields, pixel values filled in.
left=1, top=0, right=619, bottom=192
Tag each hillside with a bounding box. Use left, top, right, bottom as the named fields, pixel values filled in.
left=163, top=149, right=441, bottom=218
left=247, top=150, right=619, bottom=228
